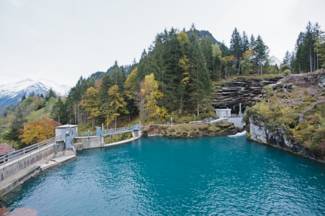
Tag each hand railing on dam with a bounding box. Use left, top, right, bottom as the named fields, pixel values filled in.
left=76, top=124, right=142, bottom=137
left=77, top=131, right=95, bottom=137
left=0, top=136, right=61, bottom=165
left=100, top=124, right=142, bottom=137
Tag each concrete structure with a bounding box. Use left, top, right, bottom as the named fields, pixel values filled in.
left=55, top=124, right=78, bottom=150
left=0, top=139, right=57, bottom=195
left=215, top=109, right=231, bottom=119
left=73, top=125, right=142, bottom=150
left=228, top=117, right=245, bottom=130
left=215, top=108, right=245, bottom=130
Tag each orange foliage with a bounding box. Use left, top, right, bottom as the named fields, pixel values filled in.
left=95, top=80, right=102, bottom=90
left=19, top=118, right=61, bottom=145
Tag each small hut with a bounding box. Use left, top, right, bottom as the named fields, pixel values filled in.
left=55, top=124, right=78, bottom=149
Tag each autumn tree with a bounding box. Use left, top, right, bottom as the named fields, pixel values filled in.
left=139, top=73, right=166, bottom=120
left=19, top=118, right=61, bottom=146
left=108, top=85, right=128, bottom=128
left=81, top=87, right=101, bottom=128
left=240, top=50, right=255, bottom=76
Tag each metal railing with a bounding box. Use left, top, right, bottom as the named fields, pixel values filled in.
left=101, top=124, right=142, bottom=136
left=0, top=136, right=61, bottom=165
left=77, top=131, right=95, bottom=137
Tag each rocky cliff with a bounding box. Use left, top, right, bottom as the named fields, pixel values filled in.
left=143, top=122, right=238, bottom=138
left=213, top=76, right=283, bottom=113
left=245, top=71, right=325, bottom=161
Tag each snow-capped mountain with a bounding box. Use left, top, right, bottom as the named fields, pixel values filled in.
left=0, top=78, right=70, bottom=108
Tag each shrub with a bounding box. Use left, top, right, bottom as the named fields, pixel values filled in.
left=283, top=69, right=292, bottom=76
left=303, top=97, right=317, bottom=102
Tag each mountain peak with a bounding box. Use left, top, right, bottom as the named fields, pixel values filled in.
left=0, top=78, right=71, bottom=107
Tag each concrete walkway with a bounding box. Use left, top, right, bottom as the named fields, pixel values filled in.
left=104, top=136, right=141, bottom=148
left=209, top=118, right=228, bottom=123
left=40, top=155, right=75, bottom=171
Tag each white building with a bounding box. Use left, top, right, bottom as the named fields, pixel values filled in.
left=215, top=108, right=232, bottom=119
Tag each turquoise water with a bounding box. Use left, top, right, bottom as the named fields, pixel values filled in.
left=3, top=135, right=325, bottom=215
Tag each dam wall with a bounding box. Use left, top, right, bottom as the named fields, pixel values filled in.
left=0, top=143, right=55, bottom=194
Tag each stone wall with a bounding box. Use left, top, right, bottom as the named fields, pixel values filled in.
left=213, top=77, right=282, bottom=113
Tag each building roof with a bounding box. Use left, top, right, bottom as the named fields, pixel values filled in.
left=56, top=124, right=78, bottom=129
left=0, top=143, right=15, bottom=156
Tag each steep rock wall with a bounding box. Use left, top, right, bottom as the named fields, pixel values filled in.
left=247, top=117, right=319, bottom=160
left=213, top=77, right=282, bottom=112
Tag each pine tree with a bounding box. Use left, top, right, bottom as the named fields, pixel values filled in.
left=188, top=34, right=213, bottom=115
left=242, top=31, right=249, bottom=53
left=253, top=35, right=267, bottom=75
left=162, top=32, right=183, bottom=112
left=250, top=34, right=255, bottom=50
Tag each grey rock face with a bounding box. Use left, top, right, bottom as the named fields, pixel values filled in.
left=213, top=77, right=282, bottom=113
left=317, top=73, right=325, bottom=89
left=249, top=118, right=316, bottom=159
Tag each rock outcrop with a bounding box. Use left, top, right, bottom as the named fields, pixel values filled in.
left=213, top=76, right=283, bottom=112
left=247, top=117, right=317, bottom=159
left=143, top=122, right=238, bottom=138
left=245, top=70, right=325, bottom=162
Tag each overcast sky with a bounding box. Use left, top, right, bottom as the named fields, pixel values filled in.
left=1, top=0, right=324, bottom=87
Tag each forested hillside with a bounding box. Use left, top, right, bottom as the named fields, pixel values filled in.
left=1, top=23, right=325, bottom=149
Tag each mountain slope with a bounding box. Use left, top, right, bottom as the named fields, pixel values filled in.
left=0, top=78, right=70, bottom=107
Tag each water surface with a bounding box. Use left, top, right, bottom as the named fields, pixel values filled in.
left=3, top=135, right=325, bottom=215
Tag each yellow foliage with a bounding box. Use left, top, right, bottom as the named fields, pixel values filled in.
left=140, top=73, right=167, bottom=119
left=124, top=68, right=138, bottom=100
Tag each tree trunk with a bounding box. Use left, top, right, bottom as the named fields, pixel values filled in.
left=115, top=115, right=117, bottom=128
left=314, top=51, right=316, bottom=72
left=129, top=114, right=130, bottom=123
left=212, top=59, right=215, bottom=80
left=310, top=46, right=313, bottom=72
left=317, top=50, right=319, bottom=70
left=58, top=114, right=60, bottom=124
left=74, top=103, right=76, bottom=125
left=197, top=102, right=199, bottom=116
left=299, top=62, right=301, bottom=73
left=78, top=104, right=79, bottom=125
left=197, top=55, right=199, bottom=116
left=180, top=94, right=183, bottom=117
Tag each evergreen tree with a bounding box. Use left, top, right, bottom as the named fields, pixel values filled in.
left=250, top=34, right=255, bottom=50
left=200, top=35, right=214, bottom=78
left=242, top=31, right=249, bottom=53
left=162, top=32, right=183, bottom=112
left=188, top=34, right=213, bottom=115
left=253, top=35, right=267, bottom=74
left=50, top=97, right=65, bottom=124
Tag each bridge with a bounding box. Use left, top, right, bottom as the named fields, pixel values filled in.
left=77, top=123, right=142, bottom=138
